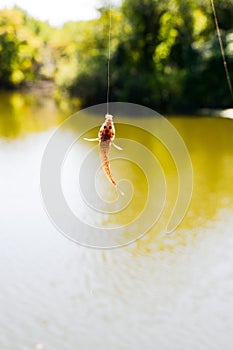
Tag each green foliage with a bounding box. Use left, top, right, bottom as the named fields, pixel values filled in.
left=184, top=32, right=233, bottom=109
left=56, top=8, right=124, bottom=107
left=1, top=1, right=233, bottom=112
left=0, top=7, right=61, bottom=88
left=114, top=0, right=233, bottom=111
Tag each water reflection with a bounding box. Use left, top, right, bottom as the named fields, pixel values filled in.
left=0, top=91, right=232, bottom=247
left=133, top=116, right=233, bottom=252
left=0, top=91, right=66, bottom=138
left=173, top=117, right=233, bottom=219
left=0, top=92, right=233, bottom=349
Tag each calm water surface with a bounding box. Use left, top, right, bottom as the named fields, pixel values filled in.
left=0, top=92, right=233, bottom=350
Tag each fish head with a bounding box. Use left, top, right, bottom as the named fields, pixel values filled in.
left=99, top=114, right=115, bottom=141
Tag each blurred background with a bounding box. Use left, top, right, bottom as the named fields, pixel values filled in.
left=0, top=0, right=233, bottom=115
left=0, top=1, right=233, bottom=349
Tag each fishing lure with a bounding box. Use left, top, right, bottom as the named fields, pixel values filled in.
left=84, top=114, right=124, bottom=195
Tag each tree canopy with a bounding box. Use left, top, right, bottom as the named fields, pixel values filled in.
left=0, top=0, right=233, bottom=112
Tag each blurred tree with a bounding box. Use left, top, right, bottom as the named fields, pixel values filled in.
left=1, top=1, right=233, bottom=112
left=111, top=0, right=168, bottom=107
left=0, top=7, right=56, bottom=88
left=110, top=0, right=233, bottom=111
left=61, top=7, right=123, bottom=107
left=182, top=0, right=233, bottom=110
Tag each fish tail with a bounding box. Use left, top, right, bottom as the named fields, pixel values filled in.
left=116, top=185, right=125, bottom=196
left=103, top=162, right=124, bottom=195
left=103, top=161, right=117, bottom=186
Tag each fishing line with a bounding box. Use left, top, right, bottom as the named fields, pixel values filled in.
left=106, top=2, right=112, bottom=114
left=210, top=0, right=233, bottom=100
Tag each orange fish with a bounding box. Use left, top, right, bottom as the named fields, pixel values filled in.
left=84, top=114, right=124, bottom=195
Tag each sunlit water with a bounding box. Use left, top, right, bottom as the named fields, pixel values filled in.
left=0, top=92, right=233, bottom=350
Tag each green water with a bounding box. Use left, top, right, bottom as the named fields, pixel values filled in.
left=1, top=91, right=232, bottom=246
left=0, top=90, right=233, bottom=349
left=0, top=91, right=66, bottom=138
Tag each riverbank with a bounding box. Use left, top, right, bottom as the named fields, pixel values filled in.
left=0, top=84, right=233, bottom=119
left=198, top=108, right=233, bottom=119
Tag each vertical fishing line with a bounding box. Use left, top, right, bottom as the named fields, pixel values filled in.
left=106, top=3, right=112, bottom=114
left=210, top=0, right=233, bottom=100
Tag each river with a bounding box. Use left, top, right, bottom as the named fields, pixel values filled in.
left=0, top=91, right=233, bottom=350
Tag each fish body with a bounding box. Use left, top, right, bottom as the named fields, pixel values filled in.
left=98, top=114, right=117, bottom=187
left=84, top=114, right=123, bottom=193
left=99, top=140, right=117, bottom=186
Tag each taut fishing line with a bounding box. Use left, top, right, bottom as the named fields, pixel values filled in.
left=210, top=0, right=233, bottom=100
left=106, top=2, right=112, bottom=114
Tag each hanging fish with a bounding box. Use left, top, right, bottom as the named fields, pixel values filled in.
left=84, top=114, right=124, bottom=195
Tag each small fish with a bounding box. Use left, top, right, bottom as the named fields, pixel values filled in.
left=84, top=114, right=124, bottom=195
